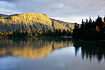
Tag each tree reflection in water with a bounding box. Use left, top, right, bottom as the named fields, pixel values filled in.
left=73, top=40, right=105, bottom=63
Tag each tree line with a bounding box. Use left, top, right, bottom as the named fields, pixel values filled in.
left=0, top=29, right=73, bottom=38
left=73, top=16, right=105, bottom=40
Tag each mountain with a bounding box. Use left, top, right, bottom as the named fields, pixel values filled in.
left=51, top=19, right=75, bottom=29
left=0, top=14, right=9, bottom=18
left=0, top=13, right=76, bottom=32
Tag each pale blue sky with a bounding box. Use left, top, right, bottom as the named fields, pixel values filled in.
left=0, top=0, right=105, bottom=23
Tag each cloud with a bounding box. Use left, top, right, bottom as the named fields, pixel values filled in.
left=0, top=8, right=20, bottom=15
left=1, top=0, right=105, bottom=23
left=1, top=0, right=21, bottom=2
left=53, top=16, right=98, bottom=24
left=0, top=1, right=20, bottom=14
left=0, top=1, right=16, bottom=9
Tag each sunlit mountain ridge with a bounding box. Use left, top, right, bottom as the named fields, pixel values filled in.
left=0, top=13, right=75, bottom=31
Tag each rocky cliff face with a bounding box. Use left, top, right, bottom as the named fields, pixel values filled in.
left=0, top=13, right=75, bottom=31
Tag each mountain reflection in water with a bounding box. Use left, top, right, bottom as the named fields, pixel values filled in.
left=0, top=38, right=105, bottom=63
left=0, top=38, right=73, bottom=59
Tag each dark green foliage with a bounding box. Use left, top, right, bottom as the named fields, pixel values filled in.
left=73, top=16, right=105, bottom=40
left=0, top=29, right=72, bottom=38
left=66, top=32, right=72, bottom=36
left=44, top=29, right=71, bottom=37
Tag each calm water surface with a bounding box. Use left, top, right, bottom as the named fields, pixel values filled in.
left=0, top=38, right=105, bottom=70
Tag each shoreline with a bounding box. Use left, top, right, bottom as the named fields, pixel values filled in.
left=0, top=36, right=72, bottom=39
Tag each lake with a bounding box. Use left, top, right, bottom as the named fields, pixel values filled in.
left=0, top=38, right=105, bottom=70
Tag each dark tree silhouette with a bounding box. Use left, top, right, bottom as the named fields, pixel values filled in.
left=73, top=15, right=105, bottom=40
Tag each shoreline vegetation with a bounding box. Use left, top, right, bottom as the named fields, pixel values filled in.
left=73, top=16, right=105, bottom=40
left=0, top=29, right=73, bottom=39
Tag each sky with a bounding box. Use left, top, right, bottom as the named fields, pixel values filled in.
left=0, top=0, right=105, bottom=23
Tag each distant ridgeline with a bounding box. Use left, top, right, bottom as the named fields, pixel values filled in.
left=0, top=13, right=75, bottom=32
left=73, top=16, right=105, bottom=40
